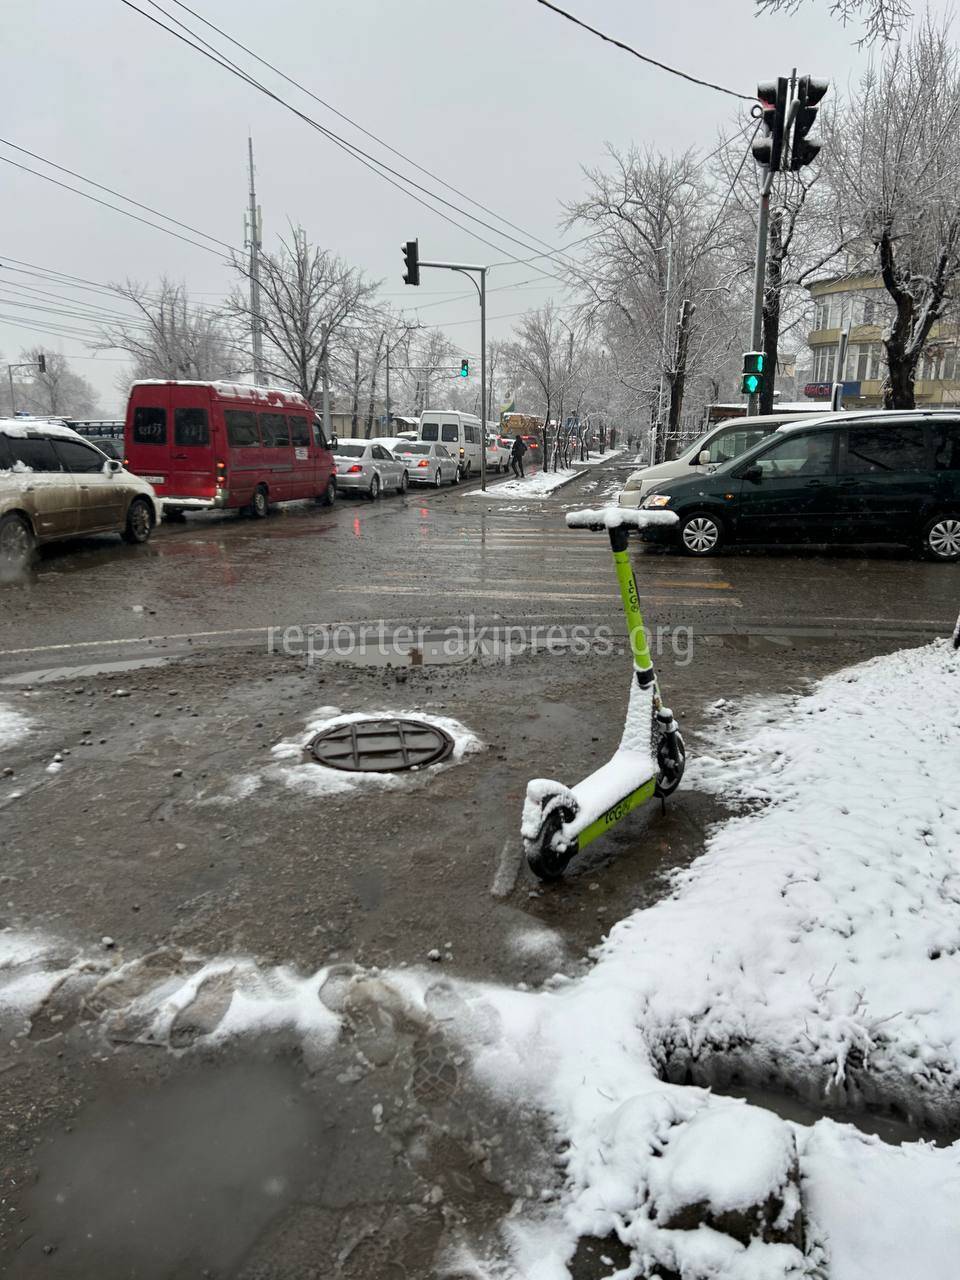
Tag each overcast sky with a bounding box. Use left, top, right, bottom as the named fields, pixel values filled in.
left=1, top=0, right=935, bottom=414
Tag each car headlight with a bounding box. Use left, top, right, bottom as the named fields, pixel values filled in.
left=641, top=493, right=673, bottom=509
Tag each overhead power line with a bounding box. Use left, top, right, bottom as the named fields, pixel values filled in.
left=0, top=151, right=233, bottom=262
left=163, top=0, right=583, bottom=274
left=119, top=0, right=570, bottom=279
left=532, top=0, right=755, bottom=102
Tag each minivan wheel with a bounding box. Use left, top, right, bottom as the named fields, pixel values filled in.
left=319, top=479, right=336, bottom=507
left=922, top=515, right=960, bottom=562
left=679, top=512, right=723, bottom=556
left=122, top=498, right=154, bottom=545
left=251, top=485, right=269, bottom=519
left=0, top=513, right=35, bottom=576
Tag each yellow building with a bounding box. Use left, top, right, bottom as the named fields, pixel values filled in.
left=805, top=274, right=960, bottom=408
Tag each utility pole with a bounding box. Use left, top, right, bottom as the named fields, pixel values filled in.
left=246, top=136, right=265, bottom=386
left=654, top=232, right=673, bottom=466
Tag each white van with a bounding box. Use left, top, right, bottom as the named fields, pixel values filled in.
left=617, top=411, right=832, bottom=508
left=419, top=410, right=483, bottom=477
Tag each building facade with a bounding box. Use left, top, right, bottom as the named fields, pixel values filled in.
left=805, top=274, right=960, bottom=408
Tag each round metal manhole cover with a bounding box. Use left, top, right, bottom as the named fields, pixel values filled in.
left=308, top=717, right=454, bottom=773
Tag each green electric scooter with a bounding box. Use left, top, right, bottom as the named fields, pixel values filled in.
left=521, top=506, right=686, bottom=880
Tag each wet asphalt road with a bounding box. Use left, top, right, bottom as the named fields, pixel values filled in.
left=0, top=453, right=957, bottom=675
left=1, top=452, right=958, bottom=1279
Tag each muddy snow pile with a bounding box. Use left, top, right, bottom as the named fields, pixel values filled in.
left=469, top=468, right=577, bottom=499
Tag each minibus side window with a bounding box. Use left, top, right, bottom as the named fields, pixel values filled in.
left=441, top=423, right=459, bottom=443
left=260, top=413, right=290, bottom=447
left=312, top=417, right=329, bottom=449
left=132, top=406, right=166, bottom=445
left=174, top=407, right=209, bottom=447
left=420, top=422, right=439, bottom=441
left=224, top=410, right=260, bottom=448
left=289, top=415, right=310, bottom=447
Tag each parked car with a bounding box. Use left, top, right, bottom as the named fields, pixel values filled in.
left=618, top=412, right=831, bottom=508
left=124, top=380, right=336, bottom=517
left=389, top=440, right=460, bottom=486
left=333, top=441, right=409, bottom=499
left=485, top=435, right=511, bottom=473
left=636, top=411, right=960, bottom=561
left=419, top=411, right=483, bottom=476
left=522, top=434, right=540, bottom=454
left=0, top=418, right=160, bottom=574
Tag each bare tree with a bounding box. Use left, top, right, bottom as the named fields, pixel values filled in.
left=230, top=225, right=379, bottom=402
left=504, top=304, right=569, bottom=467
left=564, top=147, right=743, bottom=459
left=826, top=18, right=960, bottom=407
left=15, top=348, right=101, bottom=418
left=754, top=0, right=911, bottom=45
left=97, top=279, right=234, bottom=383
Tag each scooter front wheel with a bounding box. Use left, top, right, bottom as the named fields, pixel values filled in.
left=525, top=806, right=576, bottom=881
left=654, top=731, right=686, bottom=799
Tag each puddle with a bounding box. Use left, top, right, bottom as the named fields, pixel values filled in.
left=713, top=1083, right=958, bottom=1147
left=0, top=657, right=170, bottom=686
left=9, top=1058, right=326, bottom=1279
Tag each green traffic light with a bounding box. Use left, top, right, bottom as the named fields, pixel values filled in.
left=742, top=374, right=760, bottom=394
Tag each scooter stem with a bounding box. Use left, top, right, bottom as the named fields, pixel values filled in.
left=608, top=525, right=654, bottom=682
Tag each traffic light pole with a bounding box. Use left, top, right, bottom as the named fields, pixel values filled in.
left=419, top=258, right=488, bottom=491
left=6, top=358, right=46, bottom=416
left=747, top=168, right=773, bottom=417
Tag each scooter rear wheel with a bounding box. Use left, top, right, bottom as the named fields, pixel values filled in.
left=525, top=806, right=575, bottom=881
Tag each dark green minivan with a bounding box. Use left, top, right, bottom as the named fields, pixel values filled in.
left=638, top=411, right=960, bottom=560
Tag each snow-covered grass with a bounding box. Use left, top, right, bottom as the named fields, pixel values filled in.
left=469, top=468, right=578, bottom=499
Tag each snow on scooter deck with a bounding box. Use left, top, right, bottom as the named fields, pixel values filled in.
left=565, top=506, right=679, bottom=530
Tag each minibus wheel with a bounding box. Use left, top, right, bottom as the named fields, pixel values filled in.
left=251, top=485, right=269, bottom=519
left=319, top=479, right=336, bottom=507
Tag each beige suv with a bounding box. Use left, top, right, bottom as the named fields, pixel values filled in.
left=0, top=419, right=160, bottom=575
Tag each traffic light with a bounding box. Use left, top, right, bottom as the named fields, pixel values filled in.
left=789, top=76, right=828, bottom=171
left=752, top=78, right=788, bottom=172
left=740, top=351, right=766, bottom=396
left=460, top=359, right=469, bottom=378
left=402, top=239, right=420, bottom=286
left=36, top=354, right=46, bottom=374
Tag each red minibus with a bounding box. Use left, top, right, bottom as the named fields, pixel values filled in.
left=124, top=380, right=337, bottom=517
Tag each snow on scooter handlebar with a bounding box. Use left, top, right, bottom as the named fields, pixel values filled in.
left=522, top=505, right=685, bottom=881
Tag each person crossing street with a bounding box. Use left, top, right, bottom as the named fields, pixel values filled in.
left=510, top=433, right=528, bottom=479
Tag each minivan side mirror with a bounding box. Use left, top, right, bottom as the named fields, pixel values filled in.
left=741, top=464, right=762, bottom=484
left=694, top=449, right=710, bottom=466
left=104, top=458, right=123, bottom=476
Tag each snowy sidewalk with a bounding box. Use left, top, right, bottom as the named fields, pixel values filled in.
left=467, top=466, right=580, bottom=500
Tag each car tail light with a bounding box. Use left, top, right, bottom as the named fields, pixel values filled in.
left=216, top=459, right=226, bottom=487
left=417, top=459, right=430, bottom=468
left=347, top=464, right=363, bottom=473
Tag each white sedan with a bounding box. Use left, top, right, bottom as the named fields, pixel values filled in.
left=333, top=441, right=409, bottom=499
left=388, top=440, right=460, bottom=486
left=485, top=435, right=511, bottom=473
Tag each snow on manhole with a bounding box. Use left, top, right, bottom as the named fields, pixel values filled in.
left=307, top=716, right=454, bottom=773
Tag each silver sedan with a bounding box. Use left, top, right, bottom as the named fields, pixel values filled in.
left=333, top=441, right=409, bottom=499
left=387, top=440, right=460, bottom=487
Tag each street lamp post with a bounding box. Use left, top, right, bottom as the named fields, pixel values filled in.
left=417, top=257, right=488, bottom=492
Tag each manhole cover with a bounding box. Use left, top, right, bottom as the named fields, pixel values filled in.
left=309, top=717, right=454, bottom=773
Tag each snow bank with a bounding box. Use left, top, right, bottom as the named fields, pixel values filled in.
left=469, top=468, right=577, bottom=499
left=571, top=449, right=623, bottom=467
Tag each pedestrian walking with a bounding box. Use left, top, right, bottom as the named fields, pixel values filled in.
left=510, top=433, right=527, bottom=479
